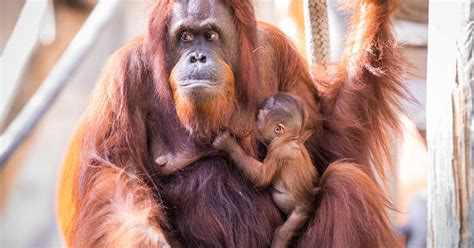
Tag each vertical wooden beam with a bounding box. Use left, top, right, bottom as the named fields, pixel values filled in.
left=427, top=0, right=473, bottom=247
left=453, top=20, right=473, bottom=247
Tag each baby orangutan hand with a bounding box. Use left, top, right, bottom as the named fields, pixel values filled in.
left=213, top=131, right=237, bottom=152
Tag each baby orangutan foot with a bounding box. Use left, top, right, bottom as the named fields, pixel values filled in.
left=155, top=155, right=169, bottom=166
left=155, top=152, right=202, bottom=176
left=155, top=153, right=179, bottom=175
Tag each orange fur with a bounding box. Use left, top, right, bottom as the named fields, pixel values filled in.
left=297, top=1, right=406, bottom=246
left=314, top=0, right=408, bottom=180
left=257, top=22, right=322, bottom=131
left=57, top=0, right=407, bottom=246
left=298, top=162, right=400, bottom=247
left=262, top=137, right=318, bottom=211
left=70, top=167, right=169, bottom=248
left=57, top=122, right=83, bottom=242
left=62, top=39, right=171, bottom=247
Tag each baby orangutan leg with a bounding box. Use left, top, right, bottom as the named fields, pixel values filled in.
left=272, top=206, right=308, bottom=248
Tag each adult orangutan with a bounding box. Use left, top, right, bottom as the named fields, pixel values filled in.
left=57, top=0, right=407, bottom=247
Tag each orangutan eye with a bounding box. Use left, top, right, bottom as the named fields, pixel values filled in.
left=180, top=31, right=194, bottom=42
left=205, top=31, right=219, bottom=41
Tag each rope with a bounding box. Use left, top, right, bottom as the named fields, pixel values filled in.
left=303, top=0, right=330, bottom=65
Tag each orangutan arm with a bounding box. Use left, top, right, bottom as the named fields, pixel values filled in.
left=314, top=0, right=408, bottom=177
left=70, top=166, right=170, bottom=248
left=61, top=39, right=174, bottom=247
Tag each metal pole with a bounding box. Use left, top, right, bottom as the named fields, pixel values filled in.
left=0, top=0, right=123, bottom=166
left=0, top=0, right=51, bottom=127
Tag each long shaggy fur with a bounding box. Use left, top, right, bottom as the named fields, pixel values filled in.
left=297, top=0, right=407, bottom=246
left=60, top=0, right=408, bottom=247
left=312, top=0, right=408, bottom=179
left=298, top=162, right=399, bottom=247
left=71, top=167, right=169, bottom=247
left=159, top=157, right=282, bottom=247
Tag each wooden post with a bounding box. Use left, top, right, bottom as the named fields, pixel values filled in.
left=427, top=0, right=473, bottom=247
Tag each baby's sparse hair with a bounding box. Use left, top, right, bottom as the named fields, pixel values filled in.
left=260, top=93, right=306, bottom=133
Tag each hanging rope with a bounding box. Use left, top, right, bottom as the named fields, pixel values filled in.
left=303, top=0, right=330, bottom=66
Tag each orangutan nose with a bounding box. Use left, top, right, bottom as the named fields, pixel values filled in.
left=189, top=52, right=207, bottom=63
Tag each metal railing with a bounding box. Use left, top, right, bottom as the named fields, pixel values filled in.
left=1, top=0, right=53, bottom=127
left=0, top=0, right=123, bottom=166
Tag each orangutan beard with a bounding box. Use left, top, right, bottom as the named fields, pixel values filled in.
left=170, top=66, right=237, bottom=141
left=174, top=89, right=236, bottom=140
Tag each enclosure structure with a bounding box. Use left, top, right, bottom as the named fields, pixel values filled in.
left=427, top=0, right=474, bottom=247
left=0, top=0, right=473, bottom=246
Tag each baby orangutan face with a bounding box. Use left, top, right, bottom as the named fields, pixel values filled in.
left=256, top=93, right=304, bottom=144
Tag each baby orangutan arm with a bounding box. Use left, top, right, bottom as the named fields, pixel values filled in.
left=213, top=131, right=274, bottom=187
left=215, top=131, right=312, bottom=247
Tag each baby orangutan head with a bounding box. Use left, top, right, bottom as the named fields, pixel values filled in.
left=256, top=93, right=306, bottom=144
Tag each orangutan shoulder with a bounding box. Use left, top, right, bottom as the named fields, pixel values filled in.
left=256, top=23, right=277, bottom=56
left=255, top=23, right=279, bottom=92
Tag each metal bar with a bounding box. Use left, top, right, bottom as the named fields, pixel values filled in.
left=0, top=0, right=51, bottom=127
left=0, top=0, right=123, bottom=166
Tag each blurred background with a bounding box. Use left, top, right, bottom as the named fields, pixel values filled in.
left=0, top=0, right=429, bottom=247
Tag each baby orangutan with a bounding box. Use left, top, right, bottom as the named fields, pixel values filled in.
left=213, top=92, right=319, bottom=248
